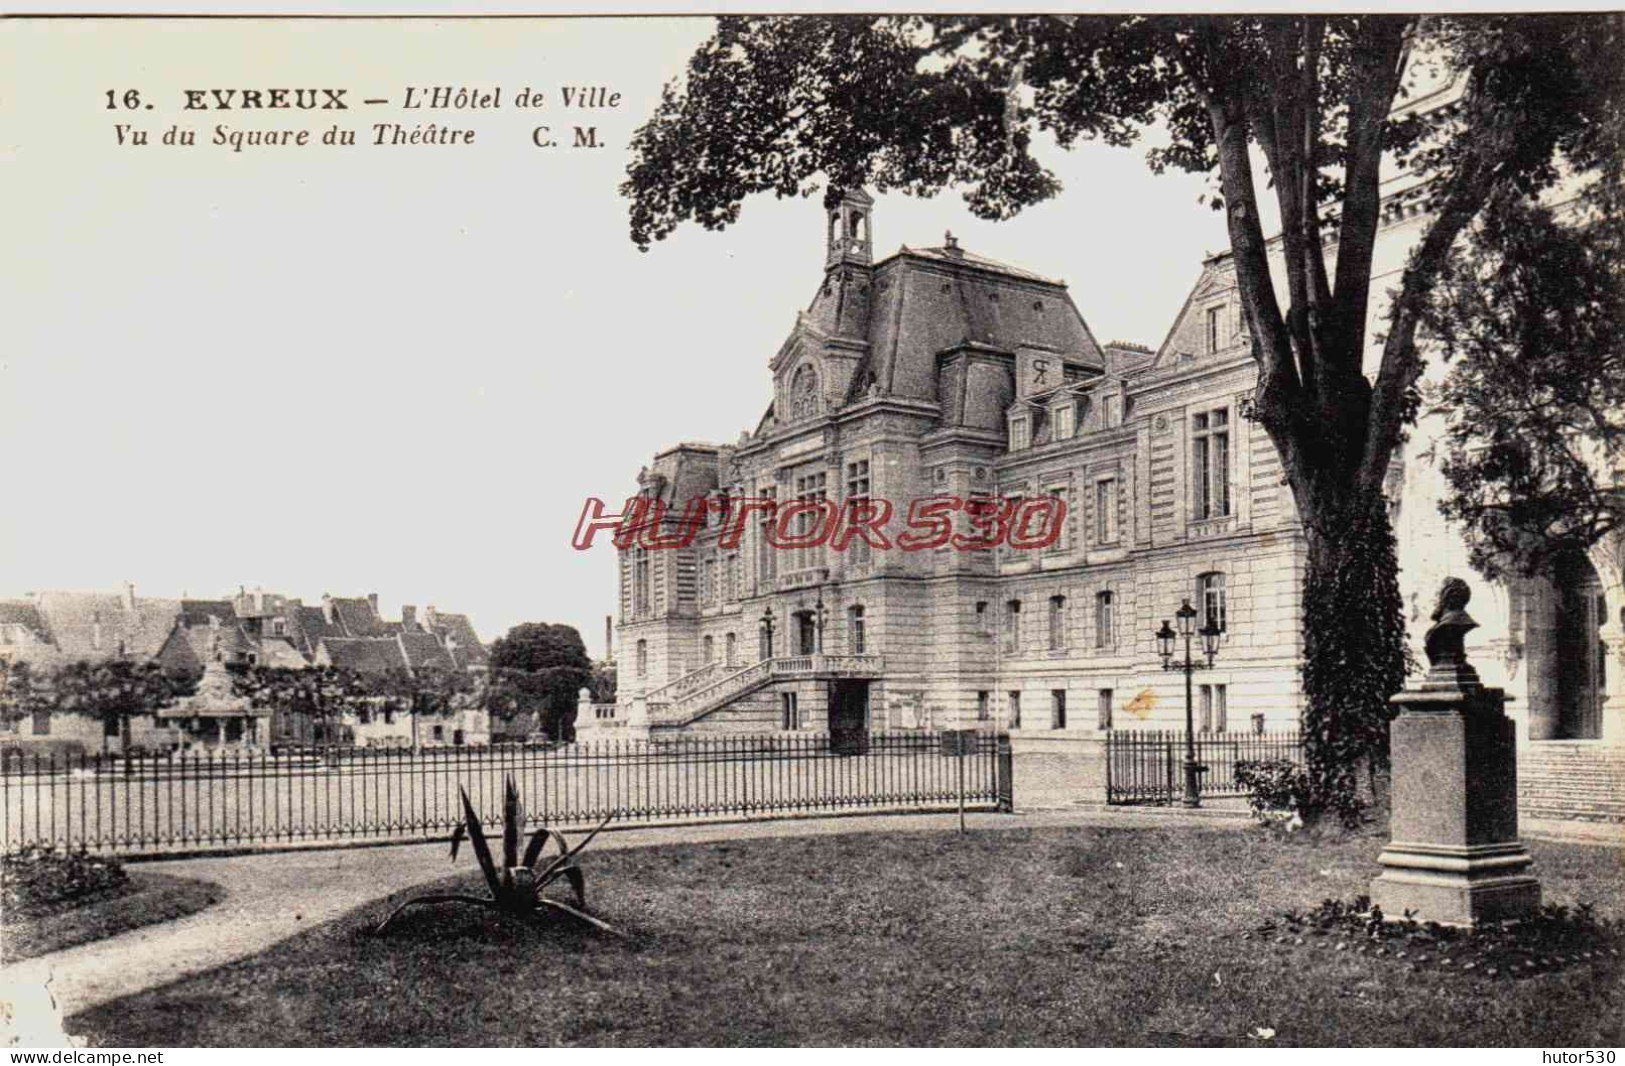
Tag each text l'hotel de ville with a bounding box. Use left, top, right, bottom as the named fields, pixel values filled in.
left=104, top=84, right=622, bottom=151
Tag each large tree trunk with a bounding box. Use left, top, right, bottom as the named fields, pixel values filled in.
left=1297, top=488, right=1411, bottom=822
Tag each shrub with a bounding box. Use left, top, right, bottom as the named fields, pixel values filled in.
left=1, top=844, right=129, bottom=917
left=1235, top=759, right=1311, bottom=826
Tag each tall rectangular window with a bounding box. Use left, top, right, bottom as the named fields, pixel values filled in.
left=1005, top=600, right=1022, bottom=653
left=793, top=471, right=828, bottom=572
left=1096, top=479, right=1118, bottom=543
left=1046, top=487, right=1069, bottom=553
left=781, top=692, right=800, bottom=730
left=976, top=691, right=990, bottom=722
left=849, top=605, right=866, bottom=654
left=1095, top=590, right=1115, bottom=649
left=636, top=639, right=648, bottom=678
left=1051, top=689, right=1067, bottom=730
left=1098, top=689, right=1114, bottom=730
left=1207, top=305, right=1225, bottom=352
left=1192, top=409, right=1232, bottom=519
left=703, top=635, right=715, bottom=663
left=1048, top=595, right=1066, bottom=649
left=725, top=554, right=740, bottom=602
left=1199, top=572, right=1227, bottom=633
left=845, top=459, right=872, bottom=568
left=1198, top=684, right=1229, bottom=731
left=633, top=550, right=652, bottom=618
left=725, top=632, right=737, bottom=667
left=757, top=486, right=778, bottom=586
left=1102, top=394, right=1121, bottom=429
left=32, top=710, right=51, bottom=734
left=974, top=601, right=990, bottom=635
left=703, top=552, right=719, bottom=607
left=1007, top=691, right=1022, bottom=730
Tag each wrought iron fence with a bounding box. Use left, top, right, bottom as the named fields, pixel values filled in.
left=1105, top=730, right=1303, bottom=805
left=1, top=731, right=1005, bottom=857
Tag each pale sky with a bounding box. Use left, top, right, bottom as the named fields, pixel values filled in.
left=0, top=16, right=1244, bottom=657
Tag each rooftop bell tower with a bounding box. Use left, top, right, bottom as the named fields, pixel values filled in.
left=826, top=187, right=874, bottom=269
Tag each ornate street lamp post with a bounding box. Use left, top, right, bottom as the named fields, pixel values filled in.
left=1157, top=598, right=1222, bottom=807
left=760, top=606, right=776, bottom=660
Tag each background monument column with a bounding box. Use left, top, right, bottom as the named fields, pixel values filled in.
left=1370, top=578, right=1541, bottom=925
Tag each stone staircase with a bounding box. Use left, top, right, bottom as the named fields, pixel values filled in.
left=644, top=654, right=885, bottom=730
left=1518, top=742, right=1625, bottom=825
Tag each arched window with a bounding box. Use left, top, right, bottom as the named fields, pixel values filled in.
left=703, top=635, right=714, bottom=663
left=636, top=639, right=648, bottom=678
left=849, top=605, right=866, bottom=654
left=1048, top=595, right=1066, bottom=649
left=790, top=363, right=822, bottom=420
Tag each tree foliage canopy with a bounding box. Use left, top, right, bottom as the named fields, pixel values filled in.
left=0, top=659, right=194, bottom=733
left=489, top=623, right=595, bottom=738
left=1420, top=195, right=1625, bottom=581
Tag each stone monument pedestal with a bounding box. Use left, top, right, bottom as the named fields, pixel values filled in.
left=1370, top=578, right=1540, bottom=926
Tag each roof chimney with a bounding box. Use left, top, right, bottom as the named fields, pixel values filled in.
left=423, top=605, right=439, bottom=630
left=367, top=593, right=379, bottom=617
left=402, top=605, right=417, bottom=631
left=122, top=581, right=137, bottom=613
left=322, top=594, right=335, bottom=625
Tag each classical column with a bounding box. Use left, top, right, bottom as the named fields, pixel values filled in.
left=1370, top=578, right=1541, bottom=925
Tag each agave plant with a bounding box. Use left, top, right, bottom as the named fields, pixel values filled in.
left=374, top=776, right=622, bottom=937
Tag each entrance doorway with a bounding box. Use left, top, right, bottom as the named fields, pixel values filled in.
left=1524, top=549, right=1606, bottom=740
left=829, top=680, right=870, bottom=754
left=795, top=612, right=817, bottom=656
left=1554, top=552, right=1605, bottom=740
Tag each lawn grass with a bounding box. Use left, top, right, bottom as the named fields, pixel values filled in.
left=2, top=871, right=221, bottom=963
left=67, top=825, right=1624, bottom=1047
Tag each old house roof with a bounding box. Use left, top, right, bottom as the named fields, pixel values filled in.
left=398, top=632, right=456, bottom=670
left=428, top=613, right=488, bottom=666
left=329, top=597, right=387, bottom=637
left=319, top=637, right=409, bottom=674
left=33, top=591, right=181, bottom=661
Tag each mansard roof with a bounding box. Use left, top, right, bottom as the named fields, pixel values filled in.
left=890, top=244, right=1064, bottom=286
left=844, top=242, right=1104, bottom=413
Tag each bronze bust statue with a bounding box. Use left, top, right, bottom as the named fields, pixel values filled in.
left=1424, top=577, right=1478, bottom=671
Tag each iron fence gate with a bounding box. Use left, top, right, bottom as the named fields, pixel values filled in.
left=1, top=731, right=1005, bottom=857
left=1105, top=730, right=1303, bottom=805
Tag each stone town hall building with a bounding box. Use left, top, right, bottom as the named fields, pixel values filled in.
left=612, top=188, right=1306, bottom=744
left=610, top=168, right=1623, bottom=820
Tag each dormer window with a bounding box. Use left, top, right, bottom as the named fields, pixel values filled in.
left=1009, top=414, right=1031, bottom=452
left=1101, top=393, right=1121, bottom=429
left=1051, top=402, right=1075, bottom=442
left=1206, top=306, right=1227, bottom=353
